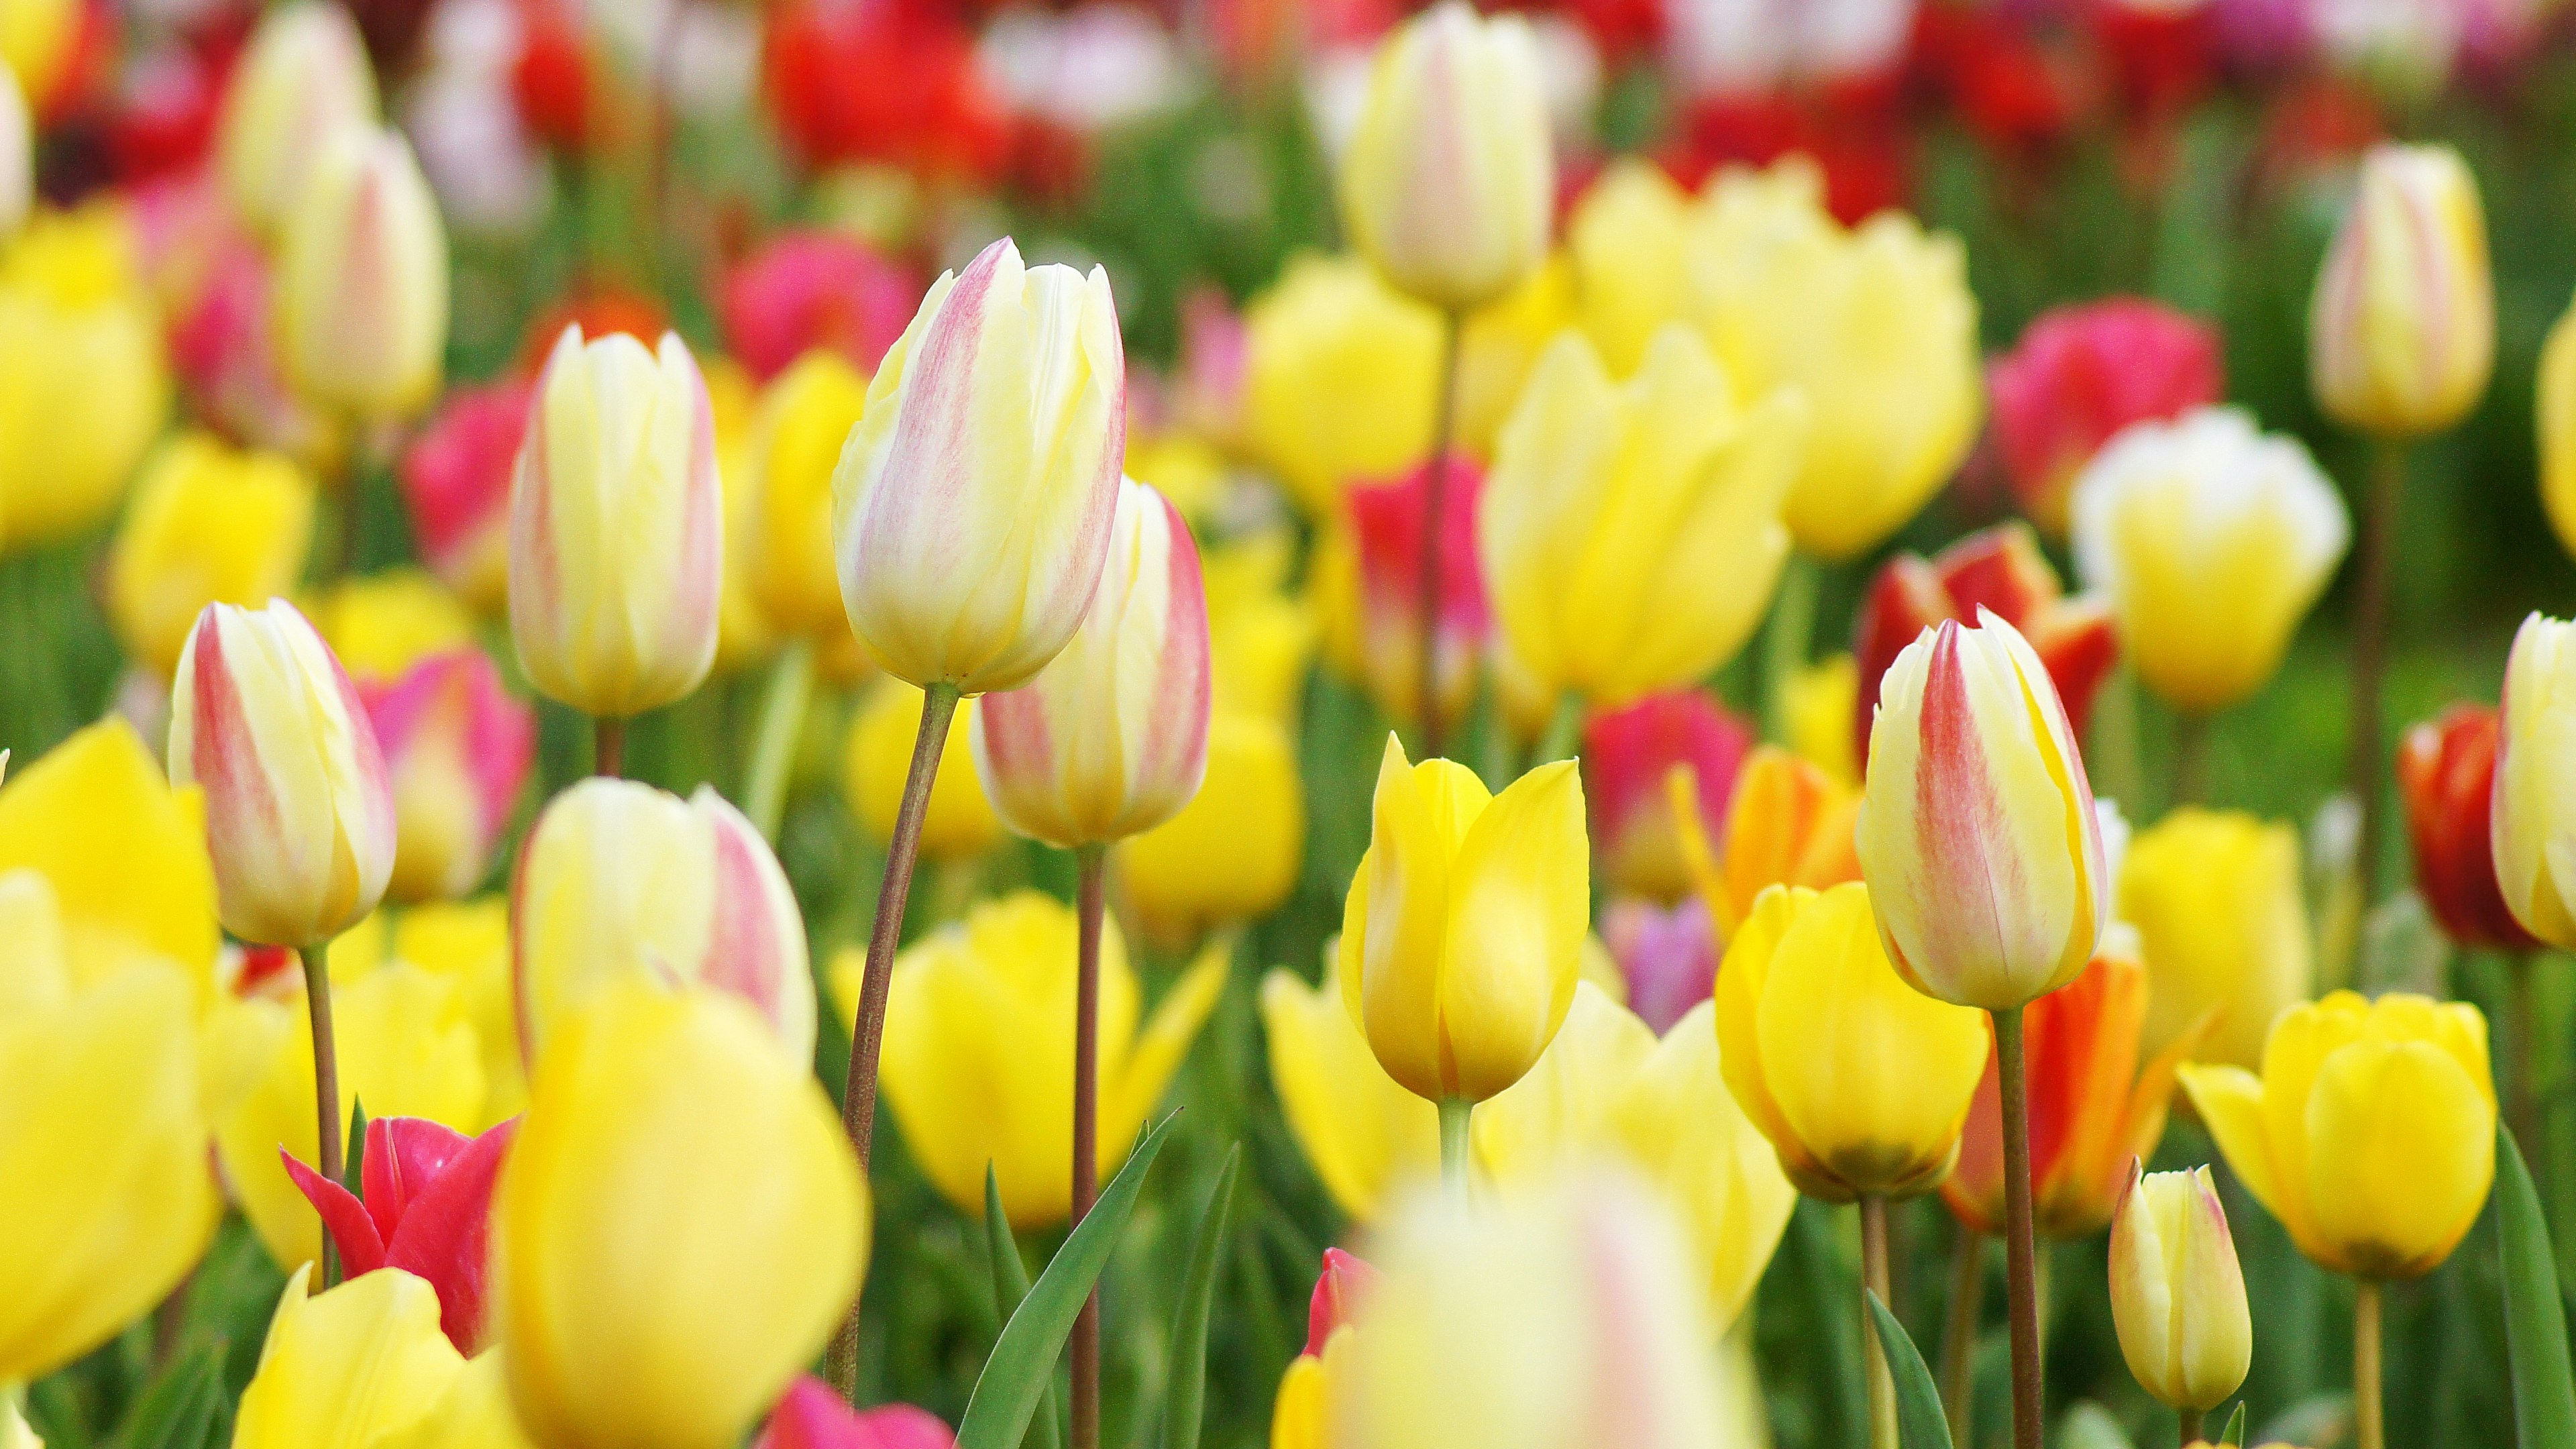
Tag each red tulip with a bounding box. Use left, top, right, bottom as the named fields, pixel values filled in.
left=2399, top=704, right=2538, bottom=951
left=757, top=1378, right=956, bottom=1449
left=718, top=230, right=917, bottom=384
left=1305, top=1246, right=1376, bottom=1356
left=282, top=1116, right=518, bottom=1352
left=1582, top=690, right=1754, bottom=903
left=400, top=378, right=533, bottom=614
left=1987, top=299, right=2223, bottom=535
left=1332, top=456, right=1490, bottom=731
left=763, top=1, right=1010, bottom=182
left=358, top=649, right=537, bottom=905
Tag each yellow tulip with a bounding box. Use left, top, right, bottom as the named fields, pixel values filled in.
left=708, top=354, right=785, bottom=677
left=1243, top=253, right=1441, bottom=515
left=0, top=204, right=170, bottom=549
left=1716, top=882, right=1989, bottom=1201
left=2070, top=407, right=2349, bottom=714
left=2107, top=1163, right=2251, bottom=1416
left=1123, top=713, right=1306, bottom=943
left=107, top=432, right=315, bottom=678
left=2180, top=991, right=2495, bottom=1278
left=215, top=1, right=380, bottom=236
left=493, top=983, right=865, bottom=1449
left=2119, top=808, right=2314, bottom=1070
left=1567, top=159, right=1692, bottom=376
left=1338, top=1, right=1553, bottom=312
left=746, top=350, right=869, bottom=637
left=394, top=1350, right=540, bottom=1449
left=1201, top=532, right=1318, bottom=728
left=2309, top=144, right=2492, bottom=440
left=2493, top=613, right=2576, bottom=949
left=1686, top=158, right=1981, bottom=561
left=1338, top=737, right=1589, bottom=1105
left=843, top=680, right=1001, bottom=860
left=233, top=1268, right=466, bottom=1449
left=0, top=0, right=73, bottom=119
left=851, top=892, right=1226, bottom=1227
left=305, top=570, right=478, bottom=685
left=1260, top=966, right=1438, bottom=1222
left=1784, top=653, right=1860, bottom=786
left=1452, top=258, right=1576, bottom=461
left=1482, top=325, right=1803, bottom=708
left=1126, top=430, right=1227, bottom=521
left=331, top=899, right=523, bottom=1124
left=1267, top=1323, right=1354, bottom=1449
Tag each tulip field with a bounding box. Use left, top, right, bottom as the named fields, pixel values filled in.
left=19, top=3, right=2576, bottom=1449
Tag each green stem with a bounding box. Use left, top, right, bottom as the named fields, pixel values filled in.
left=2178, top=1407, right=2204, bottom=1446
left=1998, top=1006, right=2044, bottom=1449
left=1070, top=843, right=1108, bottom=1449
left=1438, top=1098, right=1472, bottom=1197
left=299, top=943, right=343, bottom=1288
left=1939, top=1224, right=1984, bottom=1449
left=1762, top=551, right=1819, bottom=746
left=2171, top=710, right=2210, bottom=810
left=1415, top=310, right=1464, bottom=761
left=2348, top=441, right=2405, bottom=906
left=593, top=714, right=625, bottom=779
left=744, top=639, right=817, bottom=841
left=1860, top=1197, right=1898, bottom=1449
left=2355, top=1279, right=2383, bottom=1449
left=1531, top=691, right=1585, bottom=769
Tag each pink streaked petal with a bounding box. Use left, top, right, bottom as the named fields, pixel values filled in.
left=857, top=241, right=1008, bottom=606
left=188, top=609, right=289, bottom=873
left=759, top=1377, right=960, bottom=1449
left=1131, top=489, right=1212, bottom=810
left=361, top=1115, right=474, bottom=1243
left=382, top=1117, right=517, bottom=1352
left=1910, top=621, right=2024, bottom=984
left=281, top=1146, right=388, bottom=1277
left=1305, top=1247, right=1377, bottom=1356
left=695, top=790, right=808, bottom=1034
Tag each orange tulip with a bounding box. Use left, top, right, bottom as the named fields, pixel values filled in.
left=1670, top=745, right=1862, bottom=941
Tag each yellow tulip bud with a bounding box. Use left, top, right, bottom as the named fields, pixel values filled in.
left=1482, top=326, right=1803, bottom=708
left=1452, top=258, right=1577, bottom=460
left=1337, top=1, right=1554, bottom=313
left=1784, top=653, right=1861, bottom=786
left=232, top=1268, right=466, bottom=1449
left=493, top=983, right=866, bottom=1449
left=2071, top=407, right=2349, bottom=715
left=1260, top=967, right=1439, bottom=1223
left=1337, top=737, right=1589, bottom=1105
left=1715, top=882, right=1989, bottom=1201
left=746, top=350, right=869, bottom=637
left=2181, top=991, right=2496, bottom=1278
left=1242, top=253, right=1440, bottom=516
left=2118, top=808, right=2313, bottom=1070
left=850, top=892, right=1225, bottom=1228
left=2309, top=143, right=2493, bottom=440
left=215, top=1, right=380, bottom=236
left=843, top=680, right=1000, bottom=859
left=396, top=1350, right=540, bottom=1449
left=0, top=205, right=170, bottom=550
left=276, top=125, right=449, bottom=421
left=306, top=569, right=479, bottom=685
left=1123, top=712, right=1306, bottom=943
left=1687, top=158, right=1982, bottom=561
left=2493, top=612, right=2576, bottom=948
left=107, top=432, right=316, bottom=678
left=2541, top=300, right=2576, bottom=565
left=1567, top=159, right=1692, bottom=376
left=2108, top=1163, right=2251, bottom=1415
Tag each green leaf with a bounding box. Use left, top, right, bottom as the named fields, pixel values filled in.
left=958, top=1116, right=1177, bottom=1449
left=343, top=1098, right=370, bottom=1196
left=1866, top=1291, right=1955, bottom=1449
left=111, top=1344, right=223, bottom=1449
left=2218, top=1402, right=2247, bottom=1446
left=2498, top=1125, right=2576, bottom=1449
left=983, top=1167, right=1061, bottom=1449
left=1159, top=1147, right=1241, bottom=1449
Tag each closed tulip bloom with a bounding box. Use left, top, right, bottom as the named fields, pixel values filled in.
left=1671, top=745, right=1863, bottom=941
left=1785, top=653, right=1862, bottom=785
left=493, top=983, right=866, bottom=1449
left=2180, top=991, right=2496, bottom=1277
left=509, top=325, right=724, bottom=718
left=1857, top=611, right=2110, bottom=1010
left=216, top=1, right=380, bottom=235
left=1566, top=159, right=1691, bottom=376
left=2494, top=614, right=2576, bottom=949
left=232, top=1268, right=467, bottom=1449
left=276, top=125, right=449, bottom=421
left=1716, top=882, right=1989, bottom=1201
left=1316, top=457, right=1489, bottom=730
left=746, top=350, right=871, bottom=636
left=1986, top=299, right=2224, bottom=535
left=2309, top=144, right=2493, bottom=439
left=1686, top=158, right=1982, bottom=561
left=1483, top=327, right=1806, bottom=708
left=359, top=650, right=536, bottom=904
left=757, top=1379, right=957, bottom=1449
left=391, top=1351, right=539, bottom=1449
left=0, top=206, right=172, bottom=550
left=170, top=600, right=396, bottom=947
left=1338, top=1, right=1552, bottom=312
left=106, top=431, right=316, bottom=678
left=1124, top=712, right=1306, bottom=942
left=718, top=229, right=916, bottom=384
left=1262, top=967, right=1440, bottom=1223
left=2544, top=297, right=2576, bottom=563
left=853, top=893, right=1226, bottom=1226
left=2120, top=808, right=2313, bottom=1069
left=1583, top=691, right=1752, bottom=904
left=2070, top=407, right=2349, bottom=714
left=2399, top=704, right=2535, bottom=950
left=402, top=378, right=533, bottom=614
left=833, top=236, right=1124, bottom=696
left=513, top=778, right=814, bottom=1065
left=2108, top=1164, right=2252, bottom=1415
left=843, top=682, right=1000, bottom=859
left=1338, top=738, right=1589, bottom=1105
left=1242, top=253, right=1440, bottom=515
left=283, top=1116, right=516, bottom=1353
left=974, top=480, right=1212, bottom=847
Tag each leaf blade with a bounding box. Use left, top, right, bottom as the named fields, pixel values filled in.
left=2499, top=1125, right=2576, bottom=1449
left=1160, top=1148, right=1241, bottom=1449
left=1867, top=1291, right=1955, bottom=1449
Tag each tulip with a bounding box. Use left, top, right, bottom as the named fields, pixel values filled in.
left=1600, top=897, right=1719, bottom=1034
left=1122, top=711, right=1306, bottom=943
left=164, top=235, right=343, bottom=473
left=2493, top=613, right=2576, bottom=949
left=231, top=1268, right=467, bottom=1449
left=512, top=778, right=814, bottom=1065
left=283, top=1116, right=517, bottom=1352
left=1316, top=456, right=1489, bottom=731
left=2118, top=808, right=2314, bottom=1070
left=1269, top=1291, right=1358, bottom=1449
left=2308, top=143, right=2493, bottom=440
left=216, top=1, right=380, bottom=236
left=719, top=229, right=916, bottom=383
left=1199, top=531, right=1319, bottom=724
left=0, top=0, right=68, bottom=123
left=1986, top=299, right=2224, bottom=535
left=2398, top=704, right=2534, bottom=950
left=1481, top=327, right=1806, bottom=709
left=851, top=893, right=1226, bottom=1226
left=170, top=599, right=396, bottom=948
left=0, top=68, right=23, bottom=243
left=1242, top=253, right=1441, bottom=516
left=402, top=378, right=533, bottom=614
left=1670, top=745, right=1863, bottom=941
left=2107, top=1164, right=2252, bottom=1430
left=1856, top=611, right=2110, bottom=1011
left=1566, top=159, right=1692, bottom=376
left=1785, top=653, right=1861, bottom=786
left=1261, top=967, right=1440, bottom=1223
left=305, top=570, right=480, bottom=686
left=494, top=983, right=867, bottom=1449
left=2181, top=990, right=2495, bottom=1277
left=1582, top=691, right=1753, bottom=904
left=757, top=1379, right=957, bottom=1449
left=1686, top=158, right=1982, bottom=561
left=974, top=479, right=1212, bottom=847
left=832, top=235, right=1124, bottom=697
left=2070, top=407, right=2349, bottom=715
left=843, top=681, right=1000, bottom=860
left=1851, top=522, right=2118, bottom=765
left=330, top=899, right=525, bottom=1122
left=2543, top=294, right=2576, bottom=565
left=0, top=205, right=172, bottom=550
left=508, top=325, right=724, bottom=720
left=388, top=1350, right=539, bottom=1449
left=276, top=125, right=450, bottom=421
left=747, top=350, right=872, bottom=638
left=1338, top=1, right=1553, bottom=313
left=358, top=650, right=536, bottom=905
left=106, top=431, right=317, bottom=678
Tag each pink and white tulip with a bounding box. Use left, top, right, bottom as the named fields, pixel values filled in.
left=358, top=649, right=536, bottom=905
left=274, top=124, right=450, bottom=421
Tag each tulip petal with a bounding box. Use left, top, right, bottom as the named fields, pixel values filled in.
left=280, top=1148, right=390, bottom=1279
left=2303, top=1039, right=2496, bottom=1277
left=362, top=1116, right=474, bottom=1245
left=2176, top=1063, right=2279, bottom=1224
left=1438, top=760, right=1586, bottom=1102
left=384, top=1118, right=517, bottom=1352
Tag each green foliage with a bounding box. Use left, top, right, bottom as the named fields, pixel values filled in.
left=1866, top=1290, right=1955, bottom=1449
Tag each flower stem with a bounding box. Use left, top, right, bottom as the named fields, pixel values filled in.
left=1438, top=1097, right=1472, bottom=1197
left=593, top=714, right=625, bottom=779
left=1940, top=1224, right=1984, bottom=1449
left=1071, top=843, right=1108, bottom=1449
left=1531, top=690, right=1585, bottom=769
left=1762, top=551, right=1819, bottom=747
left=299, top=943, right=343, bottom=1289
left=1415, top=309, right=1464, bottom=761
left=2178, top=1407, right=2204, bottom=1446
left=2348, top=441, right=2406, bottom=905
left=1997, top=1005, right=2044, bottom=1449
left=744, top=638, right=817, bottom=841
left=2511, top=951, right=2542, bottom=1170
left=2355, top=1279, right=2384, bottom=1449
left=2171, top=710, right=2210, bottom=809
left=1860, top=1196, right=1898, bottom=1449
left=830, top=680, right=961, bottom=1403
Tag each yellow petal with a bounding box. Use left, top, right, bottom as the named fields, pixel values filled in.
left=1437, top=759, right=1586, bottom=1102
left=2302, top=1038, right=2496, bottom=1277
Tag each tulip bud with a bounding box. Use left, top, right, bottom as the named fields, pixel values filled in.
left=1671, top=745, right=1864, bottom=941
left=0, top=206, right=173, bottom=551
left=2108, top=1163, right=2252, bottom=1414
left=216, top=2, right=380, bottom=235
left=2544, top=295, right=2576, bottom=565
left=2070, top=407, right=2349, bottom=715
left=1242, top=253, right=1440, bottom=517
left=1121, top=711, right=1306, bottom=942
left=843, top=681, right=1000, bottom=860
left=508, top=325, right=724, bottom=718
left=1317, top=455, right=1490, bottom=730
left=2309, top=143, right=2493, bottom=439
left=359, top=650, right=536, bottom=905
left=747, top=350, right=871, bottom=637
left=2495, top=613, right=2576, bottom=949
left=974, top=479, right=1211, bottom=847
left=402, top=378, right=532, bottom=614
left=757, top=1379, right=957, bottom=1449
left=1307, top=1248, right=1378, bottom=1355
left=2120, top=808, right=2314, bottom=1069
left=1483, top=328, right=1805, bottom=708
left=1856, top=611, right=2110, bottom=1010
left=2398, top=704, right=2536, bottom=951
left=1338, top=737, right=1589, bottom=1105
left=309, top=569, right=480, bottom=685
left=1566, top=159, right=1690, bottom=376
left=1261, top=967, right=1441, bottom=1224
left=276, top=125, right=449, bottom=421
left=232, top=1268, right=467, bottom=1449
left=282, top=1116, right=516, bottom=1353
left=1338, top=1, right=1554, bottom=312
left=106, top=432, right=317, bottom=678
left=169, top=600, right=396, bottom=947
left=1986, top=299, right=2223, bottom=535
left=1582, top=691, right=1752, bottom=904
left=513, top=777, right=814, bottom=1065
left=719, top=230, right=916, bottom=384
left=833, top=237, right=1125, bottom=696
